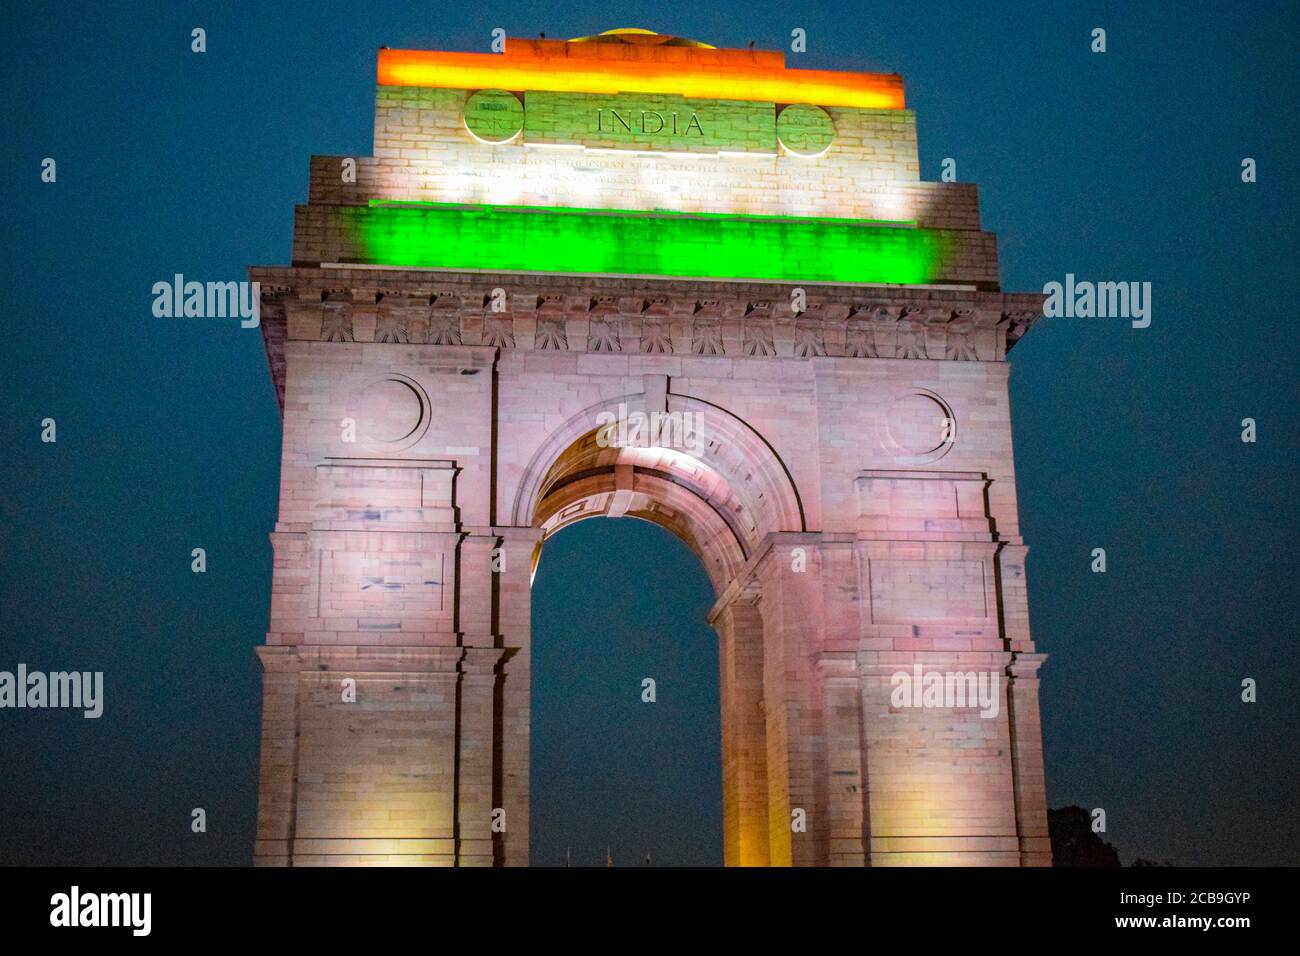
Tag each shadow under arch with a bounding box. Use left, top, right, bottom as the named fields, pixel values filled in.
left=512, top=392, right=806, bottom=598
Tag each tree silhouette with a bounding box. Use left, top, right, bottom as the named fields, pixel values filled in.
left=1048, top=806, right=1121, bottom=867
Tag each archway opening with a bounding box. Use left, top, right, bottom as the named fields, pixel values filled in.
left=514, top=394, right=805, bottom=867
left=528, top=516, right=722, bottom=866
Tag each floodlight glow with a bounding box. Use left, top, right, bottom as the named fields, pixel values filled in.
left=342, top=201, right=951, bottom=285
left=377, top=49, right=906, bottom=110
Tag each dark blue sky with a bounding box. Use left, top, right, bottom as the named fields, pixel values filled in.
left=1, top=1, right=1296, bottom=865
left=532, top=520, right=721, bottom=866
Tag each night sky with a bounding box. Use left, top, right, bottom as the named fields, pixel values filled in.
left=1, top=1, right=1296, bottom=866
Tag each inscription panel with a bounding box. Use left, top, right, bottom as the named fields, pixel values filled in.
left=523, top=91, right=777, bottom=154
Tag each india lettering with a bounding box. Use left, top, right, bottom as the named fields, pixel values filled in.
left=523, top=90, right=777, bottom=154
left=596, top=107, right=704, bottom=136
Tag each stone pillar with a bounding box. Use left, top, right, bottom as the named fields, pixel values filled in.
left=715, top=597, right=769, bottom=866
left=815, top=652, right=868, bottom=866
left=995, top=542, right=1052, bottom=865
left=457, top=648, right=505, bottom=866
left=495, top=527, right=541, bottom=866
left=252, top=647, right=298, bottom=867
left=1007, top=653, right=1052, bottom=866
left=456, top=534, right=499, bottom=641
left=453, top=531, right=505, bottom=866
left=755, top=538, right=823, bottom=867
left=810, top=540, right=869, bottom=865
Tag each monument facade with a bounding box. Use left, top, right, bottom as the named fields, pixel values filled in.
left=250, top=28, right=1050, bottom=866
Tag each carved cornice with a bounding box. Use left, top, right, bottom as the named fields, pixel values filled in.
left=252, top=266, right=1044, bottom=411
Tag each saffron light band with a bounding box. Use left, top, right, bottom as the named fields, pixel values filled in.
left=377, top=48, right=906, bottom=111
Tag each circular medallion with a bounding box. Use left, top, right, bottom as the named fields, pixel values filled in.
left=464, top=89, right=524, bottom=144
left=776, top=104, right=834, bottom=157
left=357, top=377, right=427, bottom=445
left=883, top=391, right=954, bottom=461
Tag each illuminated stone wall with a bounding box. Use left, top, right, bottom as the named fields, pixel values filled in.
left=250, top=268, right=1051, bottom=867
left=250, top=29, right=1052, bottom=867
left=368, top=85, right=925, bottom=218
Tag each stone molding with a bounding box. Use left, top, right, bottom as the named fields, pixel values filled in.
left=251, top=267, right=1043, bottom=410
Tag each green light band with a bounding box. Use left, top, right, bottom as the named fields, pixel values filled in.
left=344, top=202, right=953, bottom=285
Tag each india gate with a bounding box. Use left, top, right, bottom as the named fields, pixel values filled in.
left=249, top=28, right=1051, bottom=866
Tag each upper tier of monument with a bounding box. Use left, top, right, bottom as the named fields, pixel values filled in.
left=285, top=29, right=1003, bottom=289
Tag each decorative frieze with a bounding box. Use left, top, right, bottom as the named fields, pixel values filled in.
left=253, top=268, right=1043, bottom=409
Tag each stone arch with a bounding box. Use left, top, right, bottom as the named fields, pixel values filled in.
left=512, top=391, right=805, bottom=597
